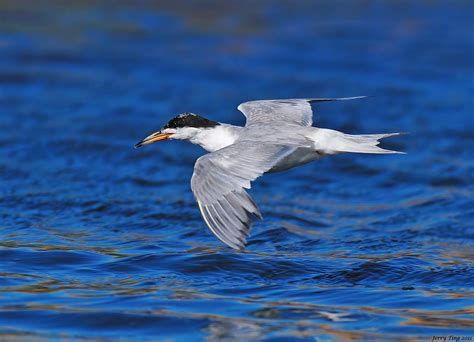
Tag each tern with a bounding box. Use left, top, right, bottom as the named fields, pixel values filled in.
left=135, top=97, right=402, bottom=250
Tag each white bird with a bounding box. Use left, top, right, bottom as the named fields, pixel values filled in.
left=135, top=96, right=402, bottom=250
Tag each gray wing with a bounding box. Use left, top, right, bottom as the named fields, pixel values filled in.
left=191, top=141, right=295, bottom=250
left=237, top=96, right=366, bottom=127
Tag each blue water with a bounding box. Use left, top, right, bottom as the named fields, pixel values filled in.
left=1, top=1, right=473, bottom=340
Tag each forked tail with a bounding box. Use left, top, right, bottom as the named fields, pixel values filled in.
left=312, top=129, right=405, bottom=154
left=336, top=132, right=404, bottom=154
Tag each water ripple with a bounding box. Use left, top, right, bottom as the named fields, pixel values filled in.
left=1, top=1, right=473, bottom=340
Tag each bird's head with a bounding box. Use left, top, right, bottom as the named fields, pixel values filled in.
left=135, top=112, right=220, bottom=148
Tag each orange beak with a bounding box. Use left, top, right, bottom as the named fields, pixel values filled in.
left=134, top=131, right=173, bottom=148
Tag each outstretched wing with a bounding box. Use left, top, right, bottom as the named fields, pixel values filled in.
left=237, top=96, right=366, bottom=127
left=191, top=141, right=295, bottom=250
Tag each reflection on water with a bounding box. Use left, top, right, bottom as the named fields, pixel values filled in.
left=1, top=0, right=473, bottom=340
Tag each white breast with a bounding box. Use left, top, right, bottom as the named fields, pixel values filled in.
left=191, top=125, right=241, bottom=152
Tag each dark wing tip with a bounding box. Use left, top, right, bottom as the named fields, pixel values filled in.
left=308, top=96, right=369, bottom=103
left=196, top=188, right=265, bottom=251
left=197, top=201, right=250, bottom=250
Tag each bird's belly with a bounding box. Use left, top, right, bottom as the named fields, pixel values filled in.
left=269, top=148, right=323, bottom=172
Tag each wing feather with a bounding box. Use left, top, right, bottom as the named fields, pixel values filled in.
left=237, top=96, right=366, bottom=127
left=191, top=142, right=294, bottom=249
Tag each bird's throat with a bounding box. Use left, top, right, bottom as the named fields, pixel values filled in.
left=190, top=125, right=242, bottom=152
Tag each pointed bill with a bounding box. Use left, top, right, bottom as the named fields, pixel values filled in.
left=134, top=131, right=173, bottom=148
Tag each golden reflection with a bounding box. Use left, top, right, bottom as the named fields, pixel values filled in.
left=403, top=315, right=474, bottom=328
left=316, top=324, right=421, bottom=342
left=0, top=240, right=131, bottom=258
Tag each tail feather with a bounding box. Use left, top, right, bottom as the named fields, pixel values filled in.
left=341, top=132, right=404, bottom=154
left=312, top=129, right=405, bottom=155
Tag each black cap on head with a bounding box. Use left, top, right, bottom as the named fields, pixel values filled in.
left=163, top=113, right=220, bottom=130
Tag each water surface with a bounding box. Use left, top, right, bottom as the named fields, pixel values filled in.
left=0, top=1, right=473, bottom=340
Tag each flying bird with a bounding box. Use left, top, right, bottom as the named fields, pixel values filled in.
left=135, top=97, right=402, bottom=250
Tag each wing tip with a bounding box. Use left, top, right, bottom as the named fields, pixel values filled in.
left=197, top=200, right=252, bottom=251
left=308, top=96, right=369, bottom=103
